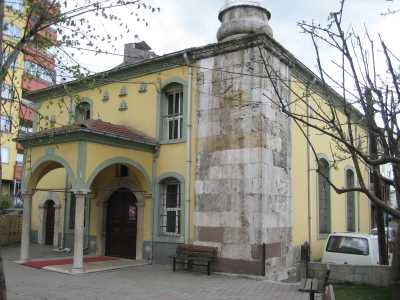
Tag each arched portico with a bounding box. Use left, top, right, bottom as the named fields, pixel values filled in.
left=17, top=120, right=157, bottom=273
left=20, top=155, right=89, bottom=274
left=89, top=159, right=151, bottom=260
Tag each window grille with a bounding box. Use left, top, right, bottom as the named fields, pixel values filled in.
left=160, top=180, right=181, bottom=235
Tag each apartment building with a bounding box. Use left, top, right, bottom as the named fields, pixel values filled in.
left=1, top=0, right=57, bottom=205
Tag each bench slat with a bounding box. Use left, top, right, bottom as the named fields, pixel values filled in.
left=312, top=278, right=319, bottom=291
left=172, top=244, right=218, bottom=275
left=299, top=279, right=307, bottom=291
left=305, top=279, right=312, bottom=291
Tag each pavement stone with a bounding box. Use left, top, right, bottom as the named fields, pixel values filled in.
left=2, top=244, right=308, bottom=300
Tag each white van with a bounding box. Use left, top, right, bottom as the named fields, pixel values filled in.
left=321, top=233, right=380, bottom=266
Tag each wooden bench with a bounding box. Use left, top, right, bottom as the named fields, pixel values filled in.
left=171, top=244, right=218, bottom=275
left=299, top=278, right=319, bottom=300
left=299, top=265, right=331, bottom=300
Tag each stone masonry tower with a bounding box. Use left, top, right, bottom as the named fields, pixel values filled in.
left=194, top=1, right=293, bottom=280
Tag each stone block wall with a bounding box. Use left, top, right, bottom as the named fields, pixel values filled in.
left=298, top=262, right=392, bottom=287
left=194, top=44, right=293, bottom=280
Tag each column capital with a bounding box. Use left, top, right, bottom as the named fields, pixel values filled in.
left=71, top=189, right=91, bottom=196
left=22, top=191, right=34, bottom=198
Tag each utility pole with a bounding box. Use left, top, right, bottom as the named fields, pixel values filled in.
left=367, top=90, right=389, bottom=265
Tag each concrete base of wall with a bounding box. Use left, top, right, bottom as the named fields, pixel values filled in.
left=152, top=241, right=179, bottom=264
left=214, top=257, right=263, bottom=276
left=297, top=262, right=392, bottom=287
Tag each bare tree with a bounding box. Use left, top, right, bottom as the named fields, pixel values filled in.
left=259, top=0, right=400, bottom=298
left=0, top=1, right=159, bottom=298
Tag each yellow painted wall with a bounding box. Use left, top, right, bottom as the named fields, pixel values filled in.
left=291, top=79, right=371, bottom=260
left=85, top=143, right=153, bottom=188
left=32, top=65, right=193, bottom=243
left=36, top=67, right=188, bottom=137
left=31, top=168, right=66, bottom=234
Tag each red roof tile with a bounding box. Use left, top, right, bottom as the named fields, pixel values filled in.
left=17, top=119, right=158, bottom=147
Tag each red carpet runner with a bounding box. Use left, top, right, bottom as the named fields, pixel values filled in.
left=22, top=256, right=117, bottom=269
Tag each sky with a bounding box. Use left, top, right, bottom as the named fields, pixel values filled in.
left=71, top=0, right=400, bottom=76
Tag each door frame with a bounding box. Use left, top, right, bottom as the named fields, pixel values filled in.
left=105, top=189, right=138, bottom=259
left=95, top=180, right=145, bottom=259
left=38, top=192, right=61, bottom=247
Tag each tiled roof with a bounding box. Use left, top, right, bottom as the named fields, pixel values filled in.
left=17, top=119, right=159, bottom=147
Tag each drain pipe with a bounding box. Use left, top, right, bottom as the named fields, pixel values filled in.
left=306, top=78, right=316, bottom=257
left=183, top=52, right=193, bottom=244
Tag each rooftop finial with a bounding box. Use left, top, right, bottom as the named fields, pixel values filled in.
left=217, top=1, right=272, bottom=42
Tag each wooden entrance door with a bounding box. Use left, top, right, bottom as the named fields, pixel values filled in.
left=105, top=189, right=137, bottom=259
left=45, top=200, right=55, bottom=245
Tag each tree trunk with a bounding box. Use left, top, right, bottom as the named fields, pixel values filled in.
left=391, top=221, right=400, bottom=300
left=375, top=205, right=389, bottom=265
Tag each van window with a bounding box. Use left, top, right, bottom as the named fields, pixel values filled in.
left=326, top=236, right=369, bottom=256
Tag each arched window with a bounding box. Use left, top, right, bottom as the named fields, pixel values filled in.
left=162, top=83, right=184, bottom=141
left=346, top=169, right=356, bottom=232
left=75, top=101, right=91, bottom=122
left=318, top=158, right=331, bottom=235
left=159, top=178, right=182, bottom=235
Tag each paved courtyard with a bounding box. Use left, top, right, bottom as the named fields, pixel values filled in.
left=2, top=244, right=308, bottom=300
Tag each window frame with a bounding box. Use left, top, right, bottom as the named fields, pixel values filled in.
left=16, top=153, right=24, bottom=165
left=159, top=81, right=187, bottom=144
left=0, top=115, right=12, bottom=133
left=5, top=0, right=24, bottom=12
left=159, top=179, right=182, bottom=236
left=346, top=169, right=356, bottom=232
left=3, top=23, right=22, bottom=39
left=317, top=157, right=331, bottom=238
left=75, top=101, right=91, bottom=122
left=154, top=174, right=187, bottom=242
left=1, top=148, right=9, bottom=164
left=0, top=84, right=14, bottom=100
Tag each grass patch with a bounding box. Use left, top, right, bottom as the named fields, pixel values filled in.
left=334, top=284, right=390, bottom=300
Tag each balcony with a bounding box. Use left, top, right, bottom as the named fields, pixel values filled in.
left=20, top=105, right=34, bottom=122
left=24, top=46, right=56, bottom=68
left=14, top=164, right=23, bottom=181
left=22, top=75, right=52, bottom=91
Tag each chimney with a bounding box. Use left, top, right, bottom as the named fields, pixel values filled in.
left=123, top=41, right=157, bottom=65
left=217, top=1, right=273, bottom=42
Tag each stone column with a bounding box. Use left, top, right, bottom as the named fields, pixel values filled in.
left=37, top=204, right=45, bottom=245
left=95, top=199, right=104, bottom=256
left=135, top=193, right=145, bottom=260
left=72, top=190, right=88, bottom=273
left=20, top=192, right=33, bottom=262
left=53, top=204, right=61, bottom=248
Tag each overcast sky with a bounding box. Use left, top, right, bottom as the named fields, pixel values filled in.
left=72, top=0, right=399, bottom=76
